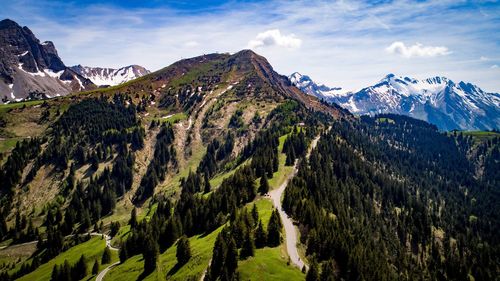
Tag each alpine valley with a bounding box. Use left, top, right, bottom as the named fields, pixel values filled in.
left=0, top=19, right=499, bottom=281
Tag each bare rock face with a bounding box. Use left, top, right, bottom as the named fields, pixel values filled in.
left=0, top=19, right=95, bottom=103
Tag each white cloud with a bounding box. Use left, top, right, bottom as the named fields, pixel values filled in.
left=3, top=0, right=499, bottom=92
left=386, top=42, right=451, bottom=58
left=480, top=56, right=489, bottom=61
left=491, top=64, right=499, bottom=69
left=247, top=29, right=302, bottom=49
left=184, top=41, right=199, bottom=48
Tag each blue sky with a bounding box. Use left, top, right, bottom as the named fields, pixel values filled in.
left=1, top=0, right=499, bottom=92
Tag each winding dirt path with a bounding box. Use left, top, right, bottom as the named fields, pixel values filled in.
left=96, top=261, right=120, bottom=281
left=268, top=132, right=323, bottom=270
left=0, top=232, right=120, bottom=281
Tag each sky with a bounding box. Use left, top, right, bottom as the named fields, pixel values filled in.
left=1, top=0, right=499, bottom=92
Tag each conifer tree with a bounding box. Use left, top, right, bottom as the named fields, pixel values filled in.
left=258, top=174, right=269, bottom=195
left=92, top=259, right=99, bottom=275
left=240, top=231, right=255, bottom=259
left=129, top=208, right=137, bottom=229
left=267, top=209, right=282, bottom=247
left=102, top=247, right=111, bottom=264
left=306, top=260, right=319, bottom=281
left=254, top=220, right=267, bottom=248
left=176, top=236, right=191, bottom=264
left=204, top=172, right=211, bottom=193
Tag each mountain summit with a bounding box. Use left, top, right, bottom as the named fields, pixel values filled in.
left=0, top=19, right=95, bottom=102
left=289, top=72, right=343, bottom=100
left=0, top=19, right=150, bottom=103
left=292, top=72, right=500, bottom=130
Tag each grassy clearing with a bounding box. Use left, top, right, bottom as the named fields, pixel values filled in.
left=105, top=226, right=223, bottom=281
left=376, top=117, right=395, bottom=124
left=0, top=100, right=45, bottom=114
left=239, top=197, right=303, bottom=280
left=209, top=158, right=250, bottom=189
left=246, top=198, right=274, bottom=229
left=268, top=134, right=294, bottom=190
left=238, top=247, right=304, bottom=281
left=157, top=112, right=188, bottom=124
left=17, top=237, right=118, bottom=281
left=0, top=137, right=21, bottom=153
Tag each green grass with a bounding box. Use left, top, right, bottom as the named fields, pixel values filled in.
left=110, top=225, right=132, bottom=248
left=448, top=130, right=500, bottom=145
left=239, top=197, right=303, bottom=280
left=246, top=198, right=274, bottom=229
left=105, top=226, right=224, bottom=281
left=0, top=137, right=21, bottom=153
left=376, top=117, right=395, bottom=124
left=238, top=247, right=304, bottom=281
left=0, top=100, right=45, bottom=114
left=158, top=112, right=188, bottom=124
left=163, top=143, right=206, bottom=193
left=268, top=134, right=294, bottom=190
left=209, top=158, right=251, bottom=189
left=17, top=237, right=118, bottom=281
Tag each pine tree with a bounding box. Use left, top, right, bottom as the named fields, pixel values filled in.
left=102, top=247, right=111, bottom=264
left=306, top=260, right=320, bottom=281
left=92, top=259, right=99, bottom=275
left=119, top=242, right=128, bottom=263
left=129, top=208, right=137, bottom=229
left=74, top=254, right=87, bottom=280
left=320, top=259, right=336, bottom=281
left=50, top=264, right=59, bottom=281
left=240, top=231, right=255, bottom=259
left=143, top=238, right=159, bottom=272
left=225, top=236, right=238, bottom=278
left=267, top=209, right=282, bottom=247
left=255, top=220, right=267, bottom=248
left=204, top=172, right=211, bottom=193
left=258, top=174, right=269, bottom=195
left=176, top=236, right=191, bottom=264
left=251, top=204, right=259, bottom=226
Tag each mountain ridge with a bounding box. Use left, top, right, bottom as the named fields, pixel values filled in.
left=70, top=64, right=150, bottom=86
left=290, top=72, right=500, bottom=130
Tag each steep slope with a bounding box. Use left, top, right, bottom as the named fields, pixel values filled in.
left=0, top=19, right=95, bottom=102
left=294, top=72, right=500, bottom=131
left=0, top=49, right=343, bottom=280
left=70, top=64, right=150, bottom=86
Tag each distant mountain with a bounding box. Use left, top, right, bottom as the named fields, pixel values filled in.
left=70, top=65, right=150, bottom=86
left=291, top=72, right=500, bottom=131
left=0, top=19, right=96, bottom=102
left=289, top=72, right=343, bottom=100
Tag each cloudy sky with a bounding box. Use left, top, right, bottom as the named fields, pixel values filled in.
left=2, top=0, right=499, bottom=92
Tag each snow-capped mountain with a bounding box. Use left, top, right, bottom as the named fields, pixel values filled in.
left=70, top=65, right=150, bottom=86
left=0, top=19, right=95, bottom=102
left=289, top=72, right=344, bottom=100
left=291, top=72, right=500, bottom=131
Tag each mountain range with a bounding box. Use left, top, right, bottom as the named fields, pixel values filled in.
left=69, top=65, right=150, bottom=87
left=0, top=46, right=498, bottom=281
left=290, top=72, right=500, bottom=131
left=0, top=19, right=148, bottom=103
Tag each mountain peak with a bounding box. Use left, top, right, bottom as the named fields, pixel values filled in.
left=328, top=74, right=499, bottom=130
left=0, top=18, right=21, bottom=29
left=289, top=72, right=344, bottom=100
